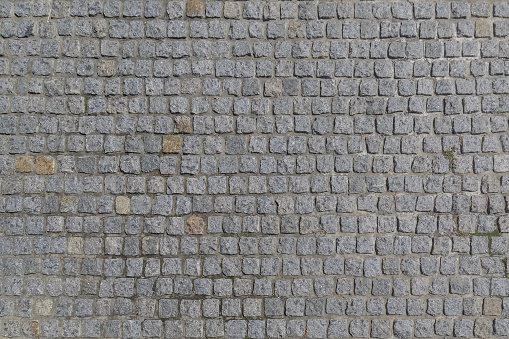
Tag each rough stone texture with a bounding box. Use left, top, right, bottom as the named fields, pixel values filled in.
left=115, top=196, right=131, bottom=215
left=186, top=215, right=205, bottom=235
left=1, top=0, right=509, bottom=338
left=15, top=156, right=32, bottom=172
left=35, top=156, right=55, bottom=174
left=163, top=135, right=181, bottom=153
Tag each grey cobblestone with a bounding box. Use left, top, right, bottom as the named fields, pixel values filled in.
left=0, top=1, right=508, bottom=338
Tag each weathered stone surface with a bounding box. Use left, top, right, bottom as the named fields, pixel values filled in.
left=163, top=136, right=181, bottom=153
left=2, top=2, right=509, bottom=337
left=174, top=117, right=192, bottom=134
left=484, top=298, right=502, bottom=315
left=97, top=60, right=117, bottom=77
left=185, top=216, right=205, bottom=235
left=115, top=196, right=130, bottom=215
left=186, top=1, right=204, bottom=17
left=15, top=156, right=32, bottom=172
left=35, top=156, right=54, bottom=174
left=67, top=237, right=84, bottom=254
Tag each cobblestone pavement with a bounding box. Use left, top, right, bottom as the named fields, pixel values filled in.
left=1, top=0, right=509, bottom=338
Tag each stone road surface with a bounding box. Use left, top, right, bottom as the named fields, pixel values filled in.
left=1, top=0, right=509, bottom=338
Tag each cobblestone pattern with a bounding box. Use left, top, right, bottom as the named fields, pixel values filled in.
left=2, top=0, right=509, bottom=338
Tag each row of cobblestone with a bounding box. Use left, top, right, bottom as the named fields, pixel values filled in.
left=5, top=41, right=509, bottom=59
left=6, top=20, right=509, bottom=40
left=4, top=96, right=509, bottom=116
left=2, top=316, right=509, bottom=339
left=1, top=213, right=508, bottom=231
left=1, top=153, right=509, bottom=174
left=1, top=190, right=509, bottom=214
left=0, top=1, right=508, bottom=20
left=0, top=236, right=506, bottom=256
left=0, top=115, right=507, bottom=133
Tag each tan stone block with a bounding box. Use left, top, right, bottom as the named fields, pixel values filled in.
left=475, top=21, right=492, bottom=38
left=60, top=197, right=78, bottom=213
left=15, top=156, right=33, bottom=172
left=97, top=60, right=117, bottom=77
left=223, top=2, right=240, bottom=19
left=174, top=116, right=192, bottom=134
left=474, top=318, right=492, bottom=338
left=186, top=216, right=205, bottom=234
left=288, top=22, right=305, bottom=39
left=484, top=297, right=502, bottom=315
left=116, top=196, right=130, bottom=214
left=28, top=322, right=39, bottom=337
left=264, top=79, right=282, bottom=97
left=35, top=156, right=55, bottom=174
left=163, top=135, right=181, bottom=153
left=67, top=237, right=84, bottom=254
left=35, top=300, right=53, bottom=316
left=186, top=1, right=204, bottom=17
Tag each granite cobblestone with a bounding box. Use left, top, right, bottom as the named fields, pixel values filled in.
left=1, top=0, right=509, bottom=338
